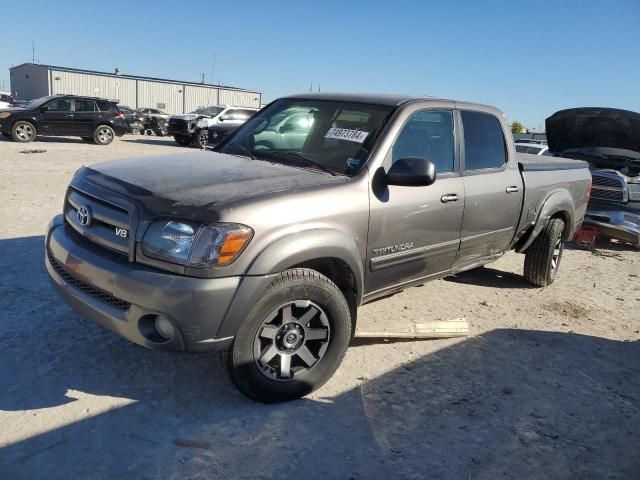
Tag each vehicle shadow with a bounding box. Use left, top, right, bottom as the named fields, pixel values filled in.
left=1, top=235, right=639, bottom=479
left=120, top=137, right=185, bottom=148
left=444, top=265, right=534, bottom=289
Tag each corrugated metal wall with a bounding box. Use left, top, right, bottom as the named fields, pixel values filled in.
left=15, top=65, right=261, bottom=112
left=219, top=89, right=261, bottom=108
left=136, top=80, right=183, bottom=113
left=184, top=86, right=220, bottom=112
left=50, top=70, right=137, bottom=106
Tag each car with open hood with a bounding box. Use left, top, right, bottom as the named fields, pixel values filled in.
left=46, top=93, right=590, bottom=402
left=546, top=107, right=640, bottom=247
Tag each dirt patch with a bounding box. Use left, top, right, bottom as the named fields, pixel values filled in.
left=543, top=301, right=591, bottom=319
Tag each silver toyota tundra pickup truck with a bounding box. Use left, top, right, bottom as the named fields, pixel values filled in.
left=46, top=93, right=591, bottom=402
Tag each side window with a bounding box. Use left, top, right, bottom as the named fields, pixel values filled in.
left=45, top=98, right=72, bottom=112
left=97, top=101, right=113, bottom=112
left=392, top=110, right=454, bottom=173
left=461, top=111, right=507, bottom=170
left=74, top=99, right=97, bottom=112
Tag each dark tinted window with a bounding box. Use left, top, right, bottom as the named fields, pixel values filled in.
left=392, top=110, right=454, bottom=173
left=461, top=111, right=507, bottom=170
left=516, top=145, right=543, bottom=154
left=46, top=98, right=72, bottom=112
left=74, top=99, right=97, bottom=112
left=97, top=101, right=114, bottom=112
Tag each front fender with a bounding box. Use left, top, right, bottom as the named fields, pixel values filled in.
left=518, top=190, right=576, bottom=253
left=215, top=229, right=365, bottom=338
left=246, top=228, right=364, bottom=299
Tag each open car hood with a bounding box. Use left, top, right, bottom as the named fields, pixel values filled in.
left=545, top=108, right=640, bottom=156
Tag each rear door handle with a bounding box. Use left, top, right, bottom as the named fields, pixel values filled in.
left=441, top=193, right=459, bottom=203
left=506, top=186, right=519, bottom=193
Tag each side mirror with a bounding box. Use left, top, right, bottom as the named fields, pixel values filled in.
left=386, top=157, right=436, bottom=186
left=218, top=115, right=229, bottom=122
left=39, top=106, right=49, bottom=113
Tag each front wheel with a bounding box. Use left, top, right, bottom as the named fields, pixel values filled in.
left=524, top=218, right=565, bottom=287
left=228, top=269, right=352, bottom=403
left=194, top=129, right=208, bottom=148
left=93, top=125, right=115, bottom=145
left=11, top=121, right=36, bottom=142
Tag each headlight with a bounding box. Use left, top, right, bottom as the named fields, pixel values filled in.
left=142, top=219, right=253, bottom=267
left=628, top=182, right=640, bottom=201
left=0, top=112, right=10, bottom=119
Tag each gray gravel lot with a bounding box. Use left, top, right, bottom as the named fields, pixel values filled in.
left=1, top=135, right=639, bottom=479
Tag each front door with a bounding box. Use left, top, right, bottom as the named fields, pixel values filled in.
left=39, top=97, right=74, bottom=135
left=366, top=108, right=464, bottom=295
left=457, top=109, right=523, bottom=263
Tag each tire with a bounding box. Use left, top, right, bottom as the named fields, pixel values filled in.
left=174, top=135, right=191, bottom=146
left=93, top=125, right=115, bottom=145
left=129, top=121, right=143, bottom=135
left=11, top=121, right=36, bottom=142
left=194, top=129, right=208, bottom=148
left=524, top=218, right=565, bottom=287
left=228, top=268, right=352, bottom=403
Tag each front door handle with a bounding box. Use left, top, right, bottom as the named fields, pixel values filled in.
left=441, top=193, right=459, bottom=203
left=506, top=186, right=519, bottom=193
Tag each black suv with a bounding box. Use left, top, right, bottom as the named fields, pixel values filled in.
left=0, top=94, right=129, bottom=145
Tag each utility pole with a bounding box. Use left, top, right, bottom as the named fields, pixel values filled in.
left=32, top=41, right=35, bottom=63
left=209, top=53, right=216, bottom=84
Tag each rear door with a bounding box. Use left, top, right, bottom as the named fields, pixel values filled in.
left=457, top=109, right=523, bottom=264
left=39, top=97, right=74, bottom=134
left=366, top=106, right=465, bottom=294
left=72, top=99, right=99, bottom=135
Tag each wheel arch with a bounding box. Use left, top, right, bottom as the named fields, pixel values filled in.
left=517, top=190, right=575, bottom=253
left=216, top=229, right=364, bottom=338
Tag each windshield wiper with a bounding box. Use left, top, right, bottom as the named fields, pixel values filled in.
left=266, top=150, right=340, bottom=176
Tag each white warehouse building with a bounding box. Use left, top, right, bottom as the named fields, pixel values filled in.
left=9, top=63, right=261, bottom=113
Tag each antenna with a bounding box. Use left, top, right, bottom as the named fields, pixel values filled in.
left=32, top=41, right=36, bottom=63
left=209, top=53, right=216, bottom=84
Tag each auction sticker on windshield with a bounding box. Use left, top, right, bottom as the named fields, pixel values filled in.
left=325, top=128, right=369, bottom=143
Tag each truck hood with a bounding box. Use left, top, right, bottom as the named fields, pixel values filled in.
left=546, top=108, right=640, bottom=156
left=170, top=114, right=210, bottom=121
left=74, top=151, right=344, bottom=219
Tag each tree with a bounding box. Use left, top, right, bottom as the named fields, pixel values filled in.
left=511, top=121, right=526, bottom=133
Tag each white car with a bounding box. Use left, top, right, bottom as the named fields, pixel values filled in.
left=515, top=142, right=553, bottom=156
left=168, top=105, right=258, bottom=147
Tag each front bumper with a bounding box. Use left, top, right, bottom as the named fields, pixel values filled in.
left=584, top=204, right=640, bottom=246
left=45, top=215, right=242, bottom=351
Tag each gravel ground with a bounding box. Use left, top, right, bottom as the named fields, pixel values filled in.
left=1, top=135, right=639, bottom=479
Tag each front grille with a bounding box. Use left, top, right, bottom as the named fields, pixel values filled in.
left=48, top=250, right=131, bottom=311
left=64, top=189, right=131, bottom=257
left=169, top=118, right=188, bottom=127
left=591, top=173, right=626, bottom=202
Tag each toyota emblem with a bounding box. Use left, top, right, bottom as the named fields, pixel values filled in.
left=77, top=205, right=92, bottom=226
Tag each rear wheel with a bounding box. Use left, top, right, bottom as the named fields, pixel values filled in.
left=11, top=121, right=36, bottom=142
left=228, top=269, right=352, bottom=403
left=174, top=135, right=191, bottom=146
left=524, top=218, right=565, bottom=287
left=93, top=125, right=115, bottom=145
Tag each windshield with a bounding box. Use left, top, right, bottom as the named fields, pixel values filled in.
left=24, top=96, right=54, bottom=109
left=190, top=106, right=224, bottom=117
left=219, top=99, right=395, bottom=175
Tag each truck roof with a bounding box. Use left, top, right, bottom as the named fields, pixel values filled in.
left=282, top=92, right=505, bottom=116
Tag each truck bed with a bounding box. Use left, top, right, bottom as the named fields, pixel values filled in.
left=517, top=153, right=589, bottom=171
left=512, top=153, right=592, bottom=250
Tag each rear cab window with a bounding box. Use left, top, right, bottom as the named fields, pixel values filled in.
left=461, top=110, right=507, bottom=171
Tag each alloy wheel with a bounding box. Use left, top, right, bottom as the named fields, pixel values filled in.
left=97, top=127, right=113, bottom=144
left=253, top=300, right=330, bottom=381
left=16, top=124, right=34, bottom=140
left=551, top=239, right=563, bottom=271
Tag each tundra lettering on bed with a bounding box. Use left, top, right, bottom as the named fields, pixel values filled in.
left=45, top=93, right=591, bottom=403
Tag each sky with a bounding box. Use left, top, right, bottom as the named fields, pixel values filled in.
left=1, top=0, right=638, bottom=130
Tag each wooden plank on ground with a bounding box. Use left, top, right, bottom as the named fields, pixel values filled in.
left=354, top=317, right=469, bottom=339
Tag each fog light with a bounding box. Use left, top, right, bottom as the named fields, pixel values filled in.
left=155, top=315, right=175, bottom=340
